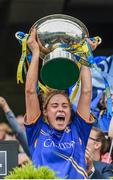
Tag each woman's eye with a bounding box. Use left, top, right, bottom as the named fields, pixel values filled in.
left=52, top=104, right=58, bottom=108
left=63, top=105, right=68, bottom=108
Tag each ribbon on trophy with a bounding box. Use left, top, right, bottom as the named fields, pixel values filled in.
left=15, top=32, right=29, bottom=84
left=69, top=37, right=112, bottom=117
left=15, top=31, right=96, bottom=88
left=15, top=31, right=49, bottom=94
left=70, top=37, right=112, bottom=117
left=15, top=14, right=112, bottom=117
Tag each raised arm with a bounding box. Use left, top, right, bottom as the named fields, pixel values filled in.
left=77, top=65, right=92, bottom=120
left=25, top=28, right=41, bottom=124
left=0, top=96, right=30, bottom=157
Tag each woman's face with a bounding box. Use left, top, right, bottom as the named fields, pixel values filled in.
left=44, top=94, right=71, bottom=131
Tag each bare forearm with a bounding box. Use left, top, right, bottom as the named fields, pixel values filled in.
left=25, top=54, right=39, bottom=92
left=80, top=65, right=92, bottom=93
left=25, top=28, right=40, bottom=92
left=77, top=65, right=92, bottom=120
left=25, top=28, right=41, bottom=123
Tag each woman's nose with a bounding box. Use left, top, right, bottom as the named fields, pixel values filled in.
left=58, top=106, right=63, bottom=111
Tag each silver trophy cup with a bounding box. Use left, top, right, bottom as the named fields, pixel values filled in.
left=31, top=14, right=89, bottom=90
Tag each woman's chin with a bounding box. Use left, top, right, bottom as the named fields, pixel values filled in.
left=54, top=123, right=66, bottom=131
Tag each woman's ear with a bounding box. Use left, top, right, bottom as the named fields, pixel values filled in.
left=95, top=141, right=101, bottom=150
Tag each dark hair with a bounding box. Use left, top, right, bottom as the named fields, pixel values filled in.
left=92, top=127, right=111, bottom=156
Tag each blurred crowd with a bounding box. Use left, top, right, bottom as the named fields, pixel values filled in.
left=86, top=91, right=113, bottom=178
left=0, top=97, right=31, bottom=167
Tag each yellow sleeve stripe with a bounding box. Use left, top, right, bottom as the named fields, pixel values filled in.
left=76, top=111, right=95, bottom=124
left=24, top=112, right=41, bottom=125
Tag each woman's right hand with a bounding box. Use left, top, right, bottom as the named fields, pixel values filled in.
left=27, top=28, right=40, bottom=56
left=27, top=28, right=50, bottom=56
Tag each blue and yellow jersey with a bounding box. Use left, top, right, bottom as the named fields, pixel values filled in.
left=25, top=112, right=92, bottom=179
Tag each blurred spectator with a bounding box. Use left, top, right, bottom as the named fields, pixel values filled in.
left=91, top=92, right=112, bottom=132
left=87, top=127, right=112, bottom=162
left=101, top=132, right=113, bottom=164
left=0, top=96, right=30, bottom=158
left=0, top=122, right=15, bottom=140
left=86, top=127, right=113, bottom=179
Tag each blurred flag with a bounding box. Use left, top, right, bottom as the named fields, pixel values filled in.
left=91, top=55, right=113, bottom=98
left=69, top=55, right=113, bottom=109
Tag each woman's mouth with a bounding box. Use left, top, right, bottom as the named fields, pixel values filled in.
left=56, top=115, right=65, bottom=121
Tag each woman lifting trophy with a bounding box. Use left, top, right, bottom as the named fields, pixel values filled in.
left=15, top=14, right=102, bottom=179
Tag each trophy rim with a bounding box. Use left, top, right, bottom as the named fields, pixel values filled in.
left=30, top=14, right=89, bottom=37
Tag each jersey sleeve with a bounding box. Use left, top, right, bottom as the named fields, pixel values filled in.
left=24, top=114, right=44, bottom=154
left=73, top=112, right=93, bottom=147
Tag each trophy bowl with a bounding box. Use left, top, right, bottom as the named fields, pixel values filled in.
left=31, top=14, right=89, bottom=90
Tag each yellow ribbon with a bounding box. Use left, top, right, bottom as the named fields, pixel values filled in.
left=17, top=35, right=28, bottom=83
left=38, top=81, right=49, bottom=94
left=70, top=79, right=80, bottom=103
